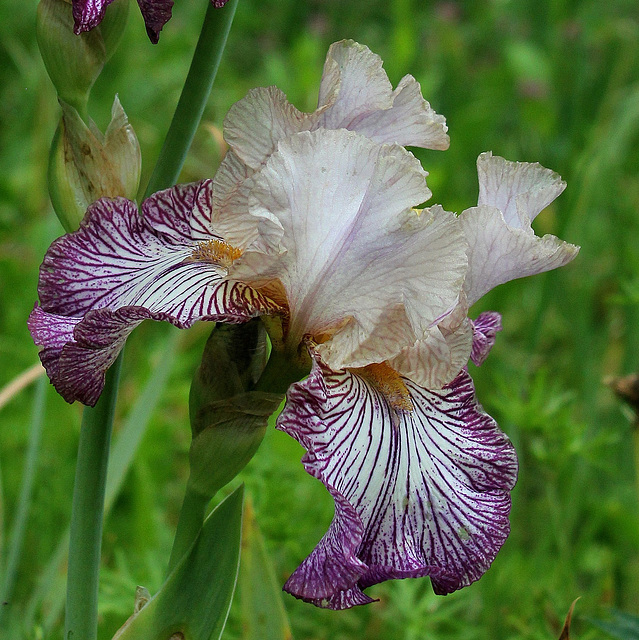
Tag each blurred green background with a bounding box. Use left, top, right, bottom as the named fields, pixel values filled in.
left=1, top=0, right=639, bottom=638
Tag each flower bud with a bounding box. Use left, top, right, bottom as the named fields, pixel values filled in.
left=48, top=96, right=142, bottom=231
left=188, top=321, right=282, bottom=500
left=36, top=0, right=128, bottom=114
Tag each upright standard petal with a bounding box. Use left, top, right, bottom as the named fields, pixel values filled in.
left=460, top=153, right=579, bottom=305
left=239, top=129, right=467, bottom=369
left=278, top=356, right=518, bottom=609
left=317, top=40, right=450, bottom=149
left=223, top=40, right=449, bottom=170
left=31, top=181, right=279, bottom=404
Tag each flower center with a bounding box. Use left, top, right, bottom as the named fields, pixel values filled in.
left=358, top=362, right=413, bottom=412
left=187, top=239, right=242, bottom=268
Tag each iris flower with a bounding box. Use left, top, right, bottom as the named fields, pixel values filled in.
left=29, top=41, right=578, bottom=608
left=73, top=0, right=229, bottom=43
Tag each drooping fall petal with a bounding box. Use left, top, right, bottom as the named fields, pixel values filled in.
left=278, top=356, right=517, bottom=609
left=30, top=181, right=279, bottom=404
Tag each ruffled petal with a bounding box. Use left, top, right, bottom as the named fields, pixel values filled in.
left=389, top=318, right=473, bottom=389
left=471, top=311, right=502, bottom=366
left=32, top=182, right=279, bottom=404
left=29, top=305, right=143, bottom=405
left=278, top=356, right=518, bottom=609
left=210, top=150, right=286, bottom=259
left=222, top=41, right=448, bottom=170
left=72, top=0, right=114, bottom=34
left=223, top=86, right=312, bottom=170
left=477, top=151, right=566, bottom=229
left=241, top=128, right=467, bottom=367
left=38, top=182, right=276, bottom=322
left=460, top=204, right=579, bottom=306
left=460, top=150, right=578, bottom=305
left=28, top=306, right=81, bottom=386
left=317, top=40, right=449, bottom=149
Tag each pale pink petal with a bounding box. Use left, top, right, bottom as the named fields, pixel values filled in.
left=211, top=150, right=285, bottom=253
left=223, top=86, right=312, bottom=170
left=460, top=204, right=579, bottom=306
left=240, top=129, right=466, bottom=367
left=477, top=152, right=566, bottom=229
left=317, top=41, right=449, bottom=149
left=222, top=41, right=449, bottom=171
left=461, top=151, right=578, bottom=305
left=389, top=318, right=474, bottom=389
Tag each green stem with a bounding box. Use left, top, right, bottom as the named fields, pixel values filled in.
left=253, top=346, right=311, bottom=395
left=634, top=424, right=639, bottom=512
left=64, top=354, right=122, bottom=640
left=62, top=1, right=240, bottom=636
left=167, top=485, right=210, bottom=574
left=144, top=0, right=239, bottom=198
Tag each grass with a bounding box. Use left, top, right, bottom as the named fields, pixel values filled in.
left=1, top=0, right=638, bottom=638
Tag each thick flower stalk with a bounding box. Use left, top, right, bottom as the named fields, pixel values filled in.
left=29, top=40, right=579, bottom=609
left=73, top=0, right=229, bottom=43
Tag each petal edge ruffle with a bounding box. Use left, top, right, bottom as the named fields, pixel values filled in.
left=278, top=355, right=517, bottom=608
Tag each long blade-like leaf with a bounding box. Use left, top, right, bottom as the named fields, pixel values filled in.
left=24, top=330, right=181, bottom=634
left=112, top=486, right=244, bottom=640
left=238, top=497, right=293, bottom=640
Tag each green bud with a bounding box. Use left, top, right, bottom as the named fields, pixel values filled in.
left=98, top=0, right=130, bottom=62
left=36, top=0, right=129, bottom=114
left=48, top=96, right=142, bottom=231
left=187, top=321, right=282, bottom=500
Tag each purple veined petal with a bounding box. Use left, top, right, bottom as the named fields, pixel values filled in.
left=72, top=0, right=115, bottom=34
left=140, top=179, right=214, bottom=243
left=30, top=278, right=269, bottom=406
left=471, top=311, right=502, bottom=366
left=38, top=182, right=278, bottom=321
left=28, top=305, right=81, bottom=386
left=32, top=181, right=280, bottom=404
left=278, top=355, right=518, bottom=609
left=29, top=305, right=143, bottom=405
left=135, top=0, right=173, bottom=44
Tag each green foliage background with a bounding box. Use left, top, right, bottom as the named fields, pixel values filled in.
left=1, top=0, right=638, bottom=638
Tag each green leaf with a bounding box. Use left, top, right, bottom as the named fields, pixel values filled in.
left=24, top=331, right=181, bottom=635
left=112, top=486, right=244, bottom=640
left=588, top=610, right=639, bottom=640
left=237, top=497, right=293, bottom=640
